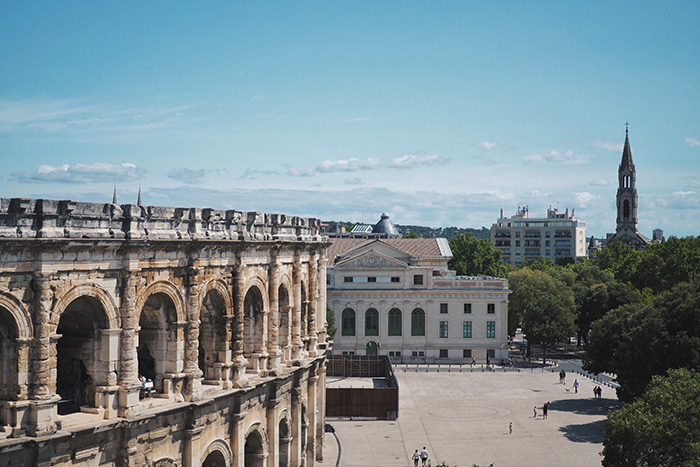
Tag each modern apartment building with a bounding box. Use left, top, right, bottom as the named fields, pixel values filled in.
left=326, top=235, right=510, bottom=364
left=490, top=206, right=587, bottom=265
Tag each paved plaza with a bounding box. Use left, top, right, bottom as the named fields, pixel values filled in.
left=319, top=364, right=619, bottom=467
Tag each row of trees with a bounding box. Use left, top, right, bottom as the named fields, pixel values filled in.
left=447, top=233, right=700, bottom=465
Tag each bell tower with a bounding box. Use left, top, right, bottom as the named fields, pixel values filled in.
left=616, top=123, right=638, bottom=236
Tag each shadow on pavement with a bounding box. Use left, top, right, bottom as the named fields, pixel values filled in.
left=559, top=419, right=607, bottom=444
left=548, top=397, right=620, bottom=416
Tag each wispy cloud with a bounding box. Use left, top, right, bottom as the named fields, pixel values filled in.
left=305, top=154, right=445, bottom=176
left=168, top=168, right=228, bottom=185
left=524, top=150, right=592, bottom=165
left=477, top=141, right=500, bottom=150
left=344, top=177, right=364, bottom=185
left=685, top=137, right=700, bottom=147
left=573, top=192, right=598, bottom=208
left=241, top=168, right=283, bottom=180
left=588, top=178, right=609, bottom=187
left=12, top=162, right=145, bottom=184
left=592, top=140, right=623, bottom=152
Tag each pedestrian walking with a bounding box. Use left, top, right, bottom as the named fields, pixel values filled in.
left=412, top=449, right=420, bottom=467
left=561, top=369, right=566, bottom=385
left=542, top=402, right=548, bottom=419
left=597, top=386, right=602, bottom=399
left=573, top=379, right=579, bottom=394
left=533, top=405, right=537, bottom=418
left=509, top=421, right=513, bottom=434
left=420, top=447, right=429, bottom=467
left=593, top=386, right=597, bottom=398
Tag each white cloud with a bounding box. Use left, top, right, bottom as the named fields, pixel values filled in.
left=286, top=166, right=315, bottom=177
left=524, top=150, right=591, bottom=164
left=344, top=178, right=364, bottom=185
left=588, top=178, right=609, bottom=187
left=685, top=137, right=700, bottom=147
left=573, top=192, right=598, bottom=208
left=12, top=162, right=145, bottom=184
left=477, top=141, right=499, bottom=150
left=168, top=168, right=207, bottom=184
left=316, top=157, right=382, bottom=173
left=387, top=154, right=442, bottom=168
left=592, top=139, right=623, bottom=152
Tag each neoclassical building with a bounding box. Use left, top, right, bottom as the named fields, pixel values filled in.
left=0, top=197, right=328, bottom=467
left=326, top=236, right=510, bottom=363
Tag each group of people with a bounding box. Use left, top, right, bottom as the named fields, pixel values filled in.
left=139, top=375, right=154, bottom=398
left=593, top=385, right=603, bottom=398
left=534, top=402, right=551, bottom=419
left=412, top=447, right=429, bottom=466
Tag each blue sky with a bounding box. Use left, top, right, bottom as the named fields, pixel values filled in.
left=1, top=2, right=699, bottom=238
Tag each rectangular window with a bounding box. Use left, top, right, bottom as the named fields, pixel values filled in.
left=487, top=321, right=496, bottom=338
left=413, top=274, right=424, bottom=286
left=464, top=303, right=472, bottom=314
left=515, top=240, right=521, bottom=247
left=367, top=276, right=376, bottom=283
left=545, top=231, right=551, bottom=238
left=463, top=321, right=472, bottom=338
left=487, top=349, right=496, bottom=359
left=326, top=274, right=331, bottom=285
left=487, top=303, right=495, bottom=314
left=439, top=349, right=448, bottom=358
left=439, top=321, right=448, bottom=338
left=440, top=303, right=448, bottom=314
left=391, top=276, right=400, bottom=283
left=344, top=276, right=353, bottom=283
left=463, top=349, right=472, bottom=358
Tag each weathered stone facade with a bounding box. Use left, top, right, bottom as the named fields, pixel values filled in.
left=0, top=197, right=329, bottom=466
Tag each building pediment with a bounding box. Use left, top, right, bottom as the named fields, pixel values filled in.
left=335, top=249, right=408, bottom=269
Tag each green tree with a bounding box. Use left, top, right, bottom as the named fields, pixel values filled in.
left=448, top=233, right=512, bottom=277
left=326, top=306, right=337, bottom=340
left=633, top=236, right=700, bottom=293
left=402, top=232, right=420, bottom=239
left=509, top=268, right=576, bottom=363
left=602, top=368, right=700, bottom=466
left=595, top=240, right=641, bottom=285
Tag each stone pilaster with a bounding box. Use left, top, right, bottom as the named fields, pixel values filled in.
left=291, top=256, right=304, bottom=363
left=118, top=269, right=141, bottom=418
left=184, top=266, right=203, bottom=401
left=307, top=254, right=319, bottom=357
left=232, top=261, right=248, bottom=385
left=267, top=257, right=281, bottom=372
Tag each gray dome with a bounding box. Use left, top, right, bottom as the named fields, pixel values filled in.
left=372, top=213, right=399, bottom=237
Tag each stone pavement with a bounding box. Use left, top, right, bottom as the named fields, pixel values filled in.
left=319, top=365, right=619, bottom=467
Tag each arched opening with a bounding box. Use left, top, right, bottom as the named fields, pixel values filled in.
left=279, top=417, right=291, bottom=467
left=138, top=293, right=180, bottom=396
left=341, top=308, right=355, bottom=336
left=364, top=308, right=379, bottom=336
left=411, top=308, right=425, bottom=336
left=199, top=289, right=228, bottom=381
left=623, top=199, right=630, bottom=220
left=0, top=306, right=19, bottom=402
left=278, top=285, right=291, bottom=363
left=245, top=430, right=266, bottom=467
left=56, top=296, right=107, bottom=415
left=388, top=308, right=402, bottom=336
left=365, top=341, right=378, bottom=356
left=243, top=286, right=265, bottom=358
left=202, top=450, right=227, bottom=467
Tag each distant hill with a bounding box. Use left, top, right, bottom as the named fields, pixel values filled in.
left=396, top=225, right=490, bottom=240
left=322, top=220, right=490, bottom=240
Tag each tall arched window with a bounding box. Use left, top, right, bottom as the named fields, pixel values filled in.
left=411, top=308, right=425, bottom=336
left=341, top=308, right=356, bottom=336
left=365, top=308, right=379, bottom=336
left=623, top=199, right=630, bottom=220
left=388, top=308, right=402, bottom=336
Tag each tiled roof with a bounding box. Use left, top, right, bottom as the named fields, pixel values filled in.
left=325, top=237, right=450, bottom=262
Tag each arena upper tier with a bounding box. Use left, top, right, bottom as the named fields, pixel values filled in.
left=0, top=197, right=329, bottom=467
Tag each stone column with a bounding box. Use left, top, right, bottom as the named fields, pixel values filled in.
left=231, top=409, right=248, bottom=467
left=307, top=371, right=318, bottom=467
left=118, top=270, right=141, bottom=418
left=316, top=362, right=327, bottom=462
left=29, top=274, right=58, bottom=436
left=183, top=424, right=205, bottom=467
left=291, top=385, right=303, bottom=466
left=316, top=252, right=328, bottom=347
left=267, top=256, right=281, bottom=373
left=266, top=387, right=281, bottom=467
left=232, top=261, right=248, bottom=386
left=184, top=266, right=203, bottom=402
left=307, top=254, right=319, bottom=357
left=291, top=256, right=304, bottom=363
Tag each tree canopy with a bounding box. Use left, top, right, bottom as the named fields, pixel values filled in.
left=448, top=233, right=512, bottom=278
left=603, top=368, right=700, bottom=466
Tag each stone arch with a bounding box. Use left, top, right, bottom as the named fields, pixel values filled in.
left=0, top=294, right=31, bottom=406
left=244, top=423, right=269, bottom=467
left=199, top=280, right=232, bottom=381
left=51, top=283, right=120, bottom=330
left=136, top=281, right=186, bottom=396
left=201, top=438, right=233, bottom=467
left=243, top=281, right=268, bottom=362
left=278, top=411, right=292, bottom=467
left=52, top=286, right=120, bottom=415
